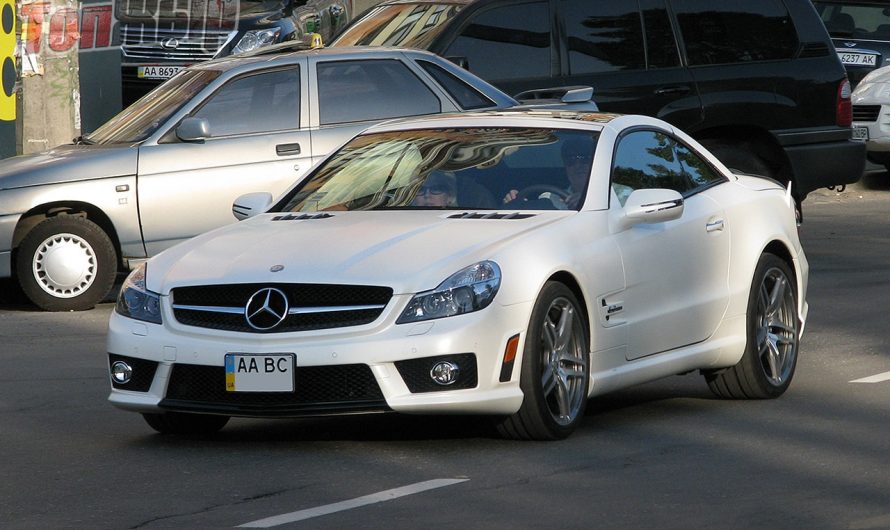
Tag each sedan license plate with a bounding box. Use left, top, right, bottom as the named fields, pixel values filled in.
left=225, top=353, right=294, bottom=392
left=838, top=52, right=877, bottom=66
left=853, top=127, right=869, bottom=141
left=137, top=65, right=184, bottom=79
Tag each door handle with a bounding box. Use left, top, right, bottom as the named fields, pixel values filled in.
left=706, top=219, right=725, bottom=232
left=654, top=86, right=691, bottom=96
left=276, top=143, right=301, bottom=156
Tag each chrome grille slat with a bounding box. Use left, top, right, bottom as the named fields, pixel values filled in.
left=121, top=25, right=235, bottom=61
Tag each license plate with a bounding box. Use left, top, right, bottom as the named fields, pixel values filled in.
left=137, top=65, right=184, bottom=79
left=853, top=127, right=869, bottom=141
left=838, top=52, right=877, bottom=66
left=225, top=353, right=294, bottom=392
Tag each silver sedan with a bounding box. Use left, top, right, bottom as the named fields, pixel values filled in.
left=0, top=46, right=594, bottom=311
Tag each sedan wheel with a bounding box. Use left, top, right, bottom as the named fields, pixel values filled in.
left=706, top=253, right=799, bottom=398
left=16, top=215, right=118, bottom=311
left=497, top=282, right=589, bottom=440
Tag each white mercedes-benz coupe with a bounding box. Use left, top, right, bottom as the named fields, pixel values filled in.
left=107, top=111, right=808, bottom=440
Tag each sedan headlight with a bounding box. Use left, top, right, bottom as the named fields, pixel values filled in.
left=115, top=263, right=162, bottom=324
left=397, top=261, right=501, bottom=324
left=232, top=28, right=281, bottom=54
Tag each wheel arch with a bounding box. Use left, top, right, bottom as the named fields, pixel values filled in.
left=695, top=126, right=793, bottom=185
left=12, top=202, right=123, bottom=270
left=547, top=270, right=591, bottom=343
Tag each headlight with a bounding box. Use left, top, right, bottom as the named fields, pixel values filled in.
left=397, top=261, right=501, bottom=324
left=232, top=28, right=281, bottom=54
left=115, top=263, right=162, bottom=324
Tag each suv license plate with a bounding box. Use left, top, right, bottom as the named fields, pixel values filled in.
left=838, top=52, right=877, bottom=66
left=225, top=353, right=295, bottom=392
left=137, top=65, right=184, bottom=79
left=853, top=127, right=869, bottom=141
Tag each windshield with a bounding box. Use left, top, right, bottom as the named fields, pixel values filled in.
left=814, top=2, right=890, bottom=39
left=87, top=70, right=220, bottom=144
left=332, top=3, right=462, bottom=49
left=277, top=127, right=598, bottom=212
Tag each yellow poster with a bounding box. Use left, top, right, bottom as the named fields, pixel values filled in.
left=0, top=0, right=14, bottom=121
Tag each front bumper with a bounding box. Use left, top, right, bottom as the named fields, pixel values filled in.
left=107, top=296, right=531, bottom=418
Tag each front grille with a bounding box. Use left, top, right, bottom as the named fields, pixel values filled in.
left=161, top=363, right=388, bottom=416
left=172, top=283, right=393, bottom=333
left=853, top=105, right=881, bottom=122
left=121, top=24, right=235, bottom=61
left=108, top=354, right=158, bottom=392
left=395, top=353, right=478, bottom=393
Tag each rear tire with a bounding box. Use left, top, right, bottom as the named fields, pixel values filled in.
left=15, top=215, right=117, bottom=311
left=705, top=253, right=799, bottom=399
left=496, top=282, right=590, bottom=440
left=702, top=142, right=774, bottom=179
left=142, top=412, right=230, bottom=435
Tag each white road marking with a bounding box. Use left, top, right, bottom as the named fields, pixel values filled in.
left=850, top=371, right=890, bottom=383
left=237, top=478, right=469, bottom=528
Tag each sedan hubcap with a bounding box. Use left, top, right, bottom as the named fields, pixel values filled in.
left=540, top=297, right=587, bottom=426
left=756, top=268, right=798, bottom=386
left=32, top=233, right=97, bottom=298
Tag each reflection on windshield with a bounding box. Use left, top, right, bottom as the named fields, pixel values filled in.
left=278, top=127, right=598, bottom=212
left=87, top=70, right=220, bottom=144
left=332, top=4, right=461, bottom=49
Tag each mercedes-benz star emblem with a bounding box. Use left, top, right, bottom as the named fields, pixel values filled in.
left=160, top=38, right=179, bottom=50
left=245, top=287, right=289, bottom=330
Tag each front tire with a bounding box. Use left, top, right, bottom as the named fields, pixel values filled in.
left=15, top=215, right=118, bottom=311
left=706, top=253, right=799, bottom=398
left=497, top=282, right=590, bottom=440
left=143, top=412, right=230, bottom=435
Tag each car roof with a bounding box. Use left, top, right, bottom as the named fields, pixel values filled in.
left=190, top=46, right=444, bottom=74
left=362, top=110, right=637, bottom=134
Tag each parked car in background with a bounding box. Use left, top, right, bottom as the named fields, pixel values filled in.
left=0, top=47, right=595, bottom=312
left=813, top=0, right=890, bottom=86
left=851, top=64, right=890, bottom=168
left=332, top=0, right=865, bottom=207
left=117, top=0, right=351, bottom=104
left=107, top=111, right=808, bottom=440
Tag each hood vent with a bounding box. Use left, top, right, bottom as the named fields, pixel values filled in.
left=448, top=212, right=536, bottom=220
left=272, top=213, right=334, bottom=221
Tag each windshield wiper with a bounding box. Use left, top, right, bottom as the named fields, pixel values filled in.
left=72, top=135, right=95, bottom=145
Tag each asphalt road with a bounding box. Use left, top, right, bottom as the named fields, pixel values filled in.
left=3, top=174, right=890, bottom=529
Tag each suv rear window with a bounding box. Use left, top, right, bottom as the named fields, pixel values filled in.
left=673, top=0, right=798, bottom=65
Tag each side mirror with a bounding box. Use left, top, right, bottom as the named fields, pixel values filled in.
left=233, top=192, right=273, bottom=220
left=621, top=189, right=684, bottom=228
left=176, top=117, right=210, bottom=142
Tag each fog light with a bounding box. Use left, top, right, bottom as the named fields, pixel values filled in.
left=111, top=361, right=133, bottom=384
left=430, top=361, right=460, bottom=386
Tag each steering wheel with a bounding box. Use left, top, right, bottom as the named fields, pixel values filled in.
left=516, top=185, right=569, bottom=202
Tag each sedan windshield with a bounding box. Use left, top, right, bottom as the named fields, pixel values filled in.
left=332, top=3, right=462, bottom=49
left=87, top=70, right=220, bottom=144
left=278, top=127, right=598, bottom=212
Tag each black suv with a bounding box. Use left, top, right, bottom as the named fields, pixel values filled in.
left=333, top=0, right=864, bottom=205
left=813, top=0, right=890, bottom=86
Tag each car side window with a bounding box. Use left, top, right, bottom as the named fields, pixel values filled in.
left=417, top=60, right=496, bottom=110
left=561, top=0, right=645, bottom=74
left=443, top=1, right=551, bottom=82
left=611, top=130, right=709, bottom=205
left=673, top=0, right=798, bottom=66
left=641, top=0, right=681, bottom=68
left=317, top=59, right=441, bottom=125
left=193, top=68, right=300, bottom=137
left=674, top=141, right=726, bottom=189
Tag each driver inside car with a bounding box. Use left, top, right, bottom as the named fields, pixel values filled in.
left=503, top=136, right=592, bottom=209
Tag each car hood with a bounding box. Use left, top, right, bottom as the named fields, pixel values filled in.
left=0, top=144, right=137, bottom=191
left=147, top=210, right=568, bottom=295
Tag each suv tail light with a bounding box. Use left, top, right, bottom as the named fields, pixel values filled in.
left=837, top=79, right=853, bottom=127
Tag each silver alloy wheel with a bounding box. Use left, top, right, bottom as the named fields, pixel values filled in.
left=539, top=297, right=587, bottom=426
left=756, top=267, right=798, bottom=386
left=31, top=232, right=97, bottom=298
